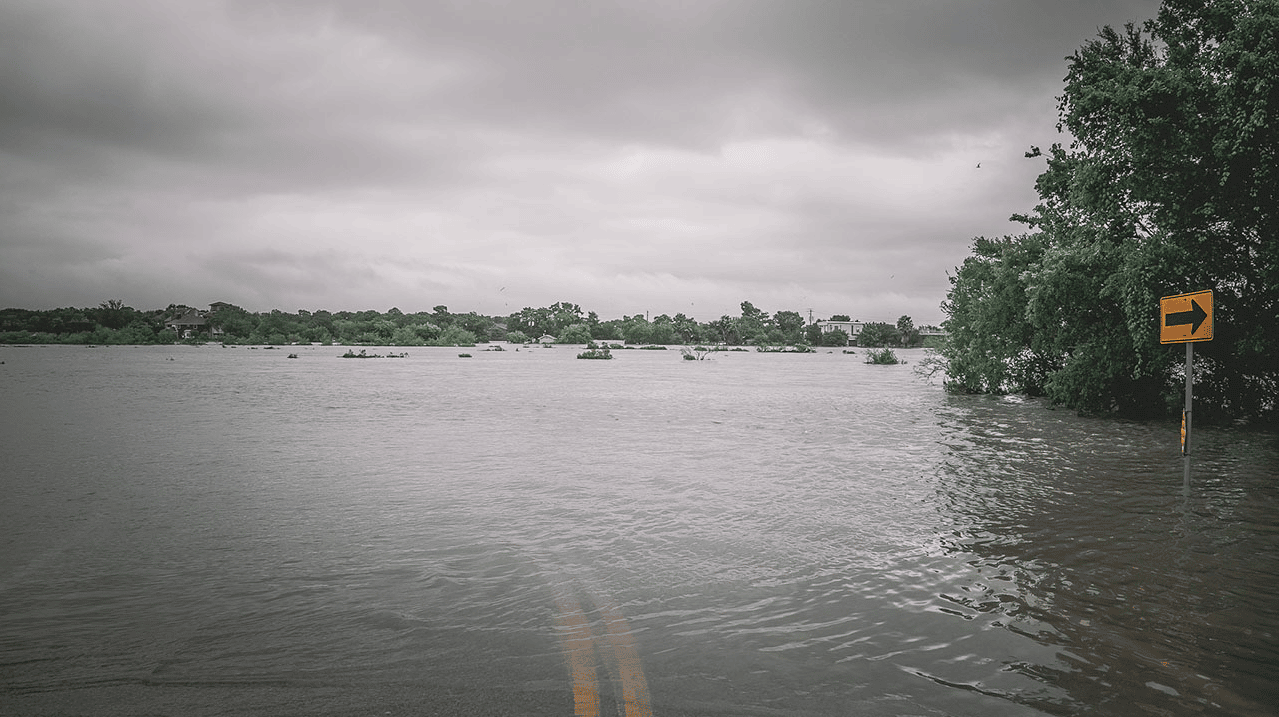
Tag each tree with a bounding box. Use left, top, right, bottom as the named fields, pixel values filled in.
left=896, top=315, right=919, bottom=348
left=942, top=0, right=1279, bottom=422
left=430, top=326, right=477, bottom=346
left=804, top=321, right=823, bottom=346
left=857, top=322, right=897, bottom=348
left=671, top=313, right=701, bottom=343
left=708, top=315, right=740, bottom=345
left=547, top=302, right=585, bottom=335
left=557, top=323, right=593, bottom=344
left=774, top=310, right=806, bottom=344
left=390, top=326, right=426, bottom=346
left=737, top=301, right=770, bottom=344
left=943, top=235, right=1055, bottom=395
left=620, top=315, right=654, bottom=344
left=591, top=319, right=623, bottom=341
left=648, top=315, right=678, bottom=345
left=821, top=329, right=849, bottom=347
left=829, top=314, right=851, bottom=322
left=93, top=299, right=132, bottom=329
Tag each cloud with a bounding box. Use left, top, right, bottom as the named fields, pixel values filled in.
left=0, top=0, right=1161, bottom=323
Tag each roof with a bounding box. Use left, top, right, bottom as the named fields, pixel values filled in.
left=164, top=308, right=206, bottom=326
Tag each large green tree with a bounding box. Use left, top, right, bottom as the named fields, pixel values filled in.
left=943, top=0, right=1278, bottom=422
left=856, top=322, right=897, bottom=348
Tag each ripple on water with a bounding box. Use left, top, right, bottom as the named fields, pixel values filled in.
left=1, top=347, right=1276, bottom=716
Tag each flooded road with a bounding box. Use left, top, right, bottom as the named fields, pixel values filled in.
left=2, top=344, right=1276, bottom=715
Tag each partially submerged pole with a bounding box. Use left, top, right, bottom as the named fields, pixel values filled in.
left=1183, top=342, right=1192, bottom=496
left=1159, top=289, right=1212, bottom=497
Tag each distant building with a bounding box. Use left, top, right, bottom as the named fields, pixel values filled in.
left=814, top=319, right=864, bottom=338
left=536, top=334, right=557, bottom=344
left=163, top=308, right=207, bottom=339
left=161, top=303, right=229, bottom=339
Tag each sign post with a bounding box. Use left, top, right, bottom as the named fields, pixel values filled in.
left=1159, top=290, right=1213, bottom=494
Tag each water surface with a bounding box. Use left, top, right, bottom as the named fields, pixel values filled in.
left=1, top=344, right=1275, bottom=715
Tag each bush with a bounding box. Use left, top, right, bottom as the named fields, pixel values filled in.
left=821, top=329, right=849, bottom=347
left=576, top=342, right=613, bottom=359
left=680, top=346, right=712, bottom=361
left=865, top=348, right=901, bottom=365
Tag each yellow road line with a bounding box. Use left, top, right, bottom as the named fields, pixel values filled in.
left=601, top=602, right=653, bottom=717
left=553, top=592, right=600, bottom=717
left=553, top=591, right=653, bottom=716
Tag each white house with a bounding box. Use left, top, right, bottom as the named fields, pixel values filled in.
left=814, top=320, right=864, bottom=338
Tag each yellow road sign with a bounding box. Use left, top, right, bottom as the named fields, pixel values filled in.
left=1160, top=290, right=1213, bottom=344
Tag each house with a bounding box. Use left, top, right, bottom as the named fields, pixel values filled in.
left=814, top=320, right=864, bottom=339
left=161, top=304, right=229, bottom=339
left=163, top=308, right=207, bottom=339
left=536, top=334, right=557, bottom=344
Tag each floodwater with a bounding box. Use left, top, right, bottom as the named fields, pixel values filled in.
left=1, top=344, right=1276, bottom=716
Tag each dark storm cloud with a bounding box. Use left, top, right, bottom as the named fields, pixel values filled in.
left=0, top=0, right=1161, bottom=321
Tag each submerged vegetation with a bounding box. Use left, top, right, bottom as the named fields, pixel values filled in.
left=341, top=349, right=408, bottom=359
left=864, top=348, right=901, bottom=365
left=576, top=342, right=613, bottom=360
left=681, top=346, right=712, bottom=361
left=757, top=345, right=816, bottom=353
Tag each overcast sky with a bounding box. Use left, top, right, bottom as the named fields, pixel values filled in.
left=0, top=0, right=1160, bottom=325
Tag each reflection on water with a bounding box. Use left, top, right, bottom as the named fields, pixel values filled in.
left=0, top=345, right=1275, bottom=716
left=933, top=396, right=1279, bottom=715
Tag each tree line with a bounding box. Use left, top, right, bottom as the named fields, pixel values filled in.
left=1, top=299, right=935, bottom=349
left=941, top=0, right=1278, bottom=424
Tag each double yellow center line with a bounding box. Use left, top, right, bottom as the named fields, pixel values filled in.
left=553, top=591, right=652, bottom=717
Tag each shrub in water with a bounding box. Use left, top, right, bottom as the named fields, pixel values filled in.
left=865, top=348, right=900, bottom=365
left=576, top=342, right=613, bottom=360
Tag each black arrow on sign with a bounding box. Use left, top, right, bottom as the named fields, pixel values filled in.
left=1165, top=299, right=1208, bottom=334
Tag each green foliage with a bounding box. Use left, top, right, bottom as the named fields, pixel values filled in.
left=508, top=301, right=584, bottom=338
left=821, top=329, right=849, bottom=347
left=757, top=344, right=815, bottom=353
left=619, top=315, right=654, bottom=344
left=943, top=0, right=1279, bottom=422
left=856, top=322, right=897, bottom=348
left=804, top=322, right=823, bottom=346
left=942, top=236, right=1052, bottom=395
left=647, top=315, right=678, bottom=345
left=430, top=326, right=477, bottom=346
left=896, top=315, right=919, bottom=347
left=557, top=323, right=593, bottom=344
left=681, top=346, right=712, bottom=361
left=865, top=348, right=901, bottom=365
left=576, top=341, right=613, bottom=359
left=1, top=299, right=918, bottom=373
left=390, top=326, right=426, bottom=346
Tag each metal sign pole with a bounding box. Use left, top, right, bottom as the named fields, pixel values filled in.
left=1183, top=342, right=1192, bottom=495
left=1160, top=289, right=1211, bottom=497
